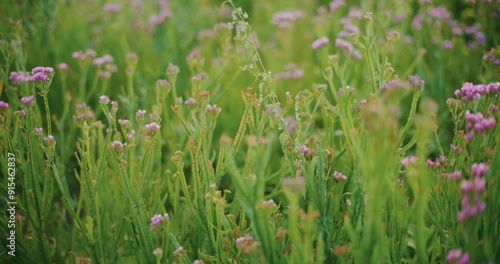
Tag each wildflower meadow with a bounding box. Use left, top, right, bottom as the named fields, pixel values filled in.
left=1, top=0, right=500, bottom=263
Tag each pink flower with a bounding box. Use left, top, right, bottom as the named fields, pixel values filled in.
left=185, top=97, right=198, bottom=105
left=145, top=122, right=161, bottom=135
left=0, top=101, right=9, bottom=109
left=299, top=144, right=312, bottom=155
left=206, top=104, right=221, bottom=113
left=471, top=163, right=489, bottom=177
left=9, top=71, right=31, bottom=84
left=136, top=109, right=147, bottom=119
left=99, top=95, right=110, bottom=104
left=312, top=37, right=329, bottom=49
left=150, top=213, right=169, bottom=230
left=110, top=140, right=125, bottom=149
left=21, top=95, right=35, bottom=105
left=57, top=63, right=69, bottom=70
left=103, top=3, right=121, bottom=13
left=333, top=171, right=347, bottom=181
left=401, top=156, right=417, bottom=166
left=44, top=135, right=55, bottom=142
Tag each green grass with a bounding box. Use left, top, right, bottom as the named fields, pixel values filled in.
left=0, top=0, right=499, bottom=263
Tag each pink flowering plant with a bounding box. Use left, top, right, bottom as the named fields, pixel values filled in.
left=0, top=0, right=499, bottom=263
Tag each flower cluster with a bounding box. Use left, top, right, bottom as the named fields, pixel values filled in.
left=145, top=122, right=161, bottom=137
left=412, top=4, right=485, bottom=50
left=72, top=49, right=97, bottom=61
left=271, top=9, right=304, bottom=28
left=337, top=7, right=362, bottom=38
left=149, top=213, right=169, bottom=231
left=380, top=79, right=407, bottom=92
left=408, top=74, right=424, bottom=89
left=0, top=101, right=10, bottom=110
left=427, top=155, right=446, bottom=168
left=457, top=163, right=489, bottom=222
left=329, top=0, right=345, bottom=12
left=447, top=249, right=470, bottom=264
left=185, top=97, right=198, bottom=105
left=275, top=63, right=304, bottom=80
left=136, top=109, right=147, bottom=120
left=92, top=54, right=117, bottom=79
left=333, top=171, right=347, bottom=181
left=465, top=111, right=496, bottom=141
left=445, top=171, right=462, bottom=179
left=206, top=104, right=221, bottom=113
left=450, top=144, right=463, bottom=153
left=454, top=82, right=500, bottom=101
left=110, top=140, right=125, bottom=151
left=9, top=71, right=31, bottom=85
left=298, top=144, right=312, bottom=156
left=235, top=235, right=261, bottom=254
left=312, top=37, right=329, bottom=49
left=73, top=103, right=96, bottom=125
left=335, top=38, right=361, bottom=59
left=21, top=95, right=35, bottom=106
left=30, top=66, right=54, bottom=81
left=102, top=3, right=121, bottom=13
left=149, top=0, right=172, bottom=26
left=483, top=46, right=500, bottom=65
left=401, top=155, right=417, bottom=166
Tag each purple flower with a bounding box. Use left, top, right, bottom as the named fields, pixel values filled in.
left=136, top=109, right=146, bottom=119
left=9, top=71, right=31, bottom=84
left=461, top=180, right=474, bottom=193
left=312, top=37, right=329, bottom=49
left=466, top=132, right=474, bottom=141
left=0, top=101, right=9, bottom=109
left=474, top=177, right=486, bottom=192
left=446, top=171, right=462, bottom=179
left=99, top=95, right=110, bottom=104
left=285, top=117, right=298, bottom=134
left=206, top=104, right=221, bottom=113
left=272, top=9, right=304, bottom=28
left=103, top=3, right=121, bottom=13
left=401, top=156, right=417, bottom=166
left=408, top=75, right=424, bottom=88
left=156, top=79, right=170, bottom=87
left=442, top=40, right=453, bottom=49
left=335, top=38, right=362, bottom=59
left=128, top=130, right=136, bottom=140
left=44, top=135, right=55, bottom=142
left=471, top=163, right=489, bottom=177
left=110, top=140, right=125, bottom=149
left=145, top=122, right=161, bottom=135
left=21, top=95, right=35, bottom=105
left=428, top=5, right=451, bottom=20
left=150, top=213, right=169, bottom=230
left=447, top=249, right=463, bottom=262
left=333, top=171, right=347, bottom=181
left=299, top=144, right=312, bottom=155
left=57, top=63, right=69, bottom=70
left=457, top=252, right=470, bottom=264
left=35, top=128, right=43, bottom=135
left=31, top=66, right=54, bottom=75
left=185, top=97, right=198, bottom=105
left=30, top=72, right=50, bottom=81
left=118, top=119, right=130, bottom=127
left=329, top=0, right=345, bottom=12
